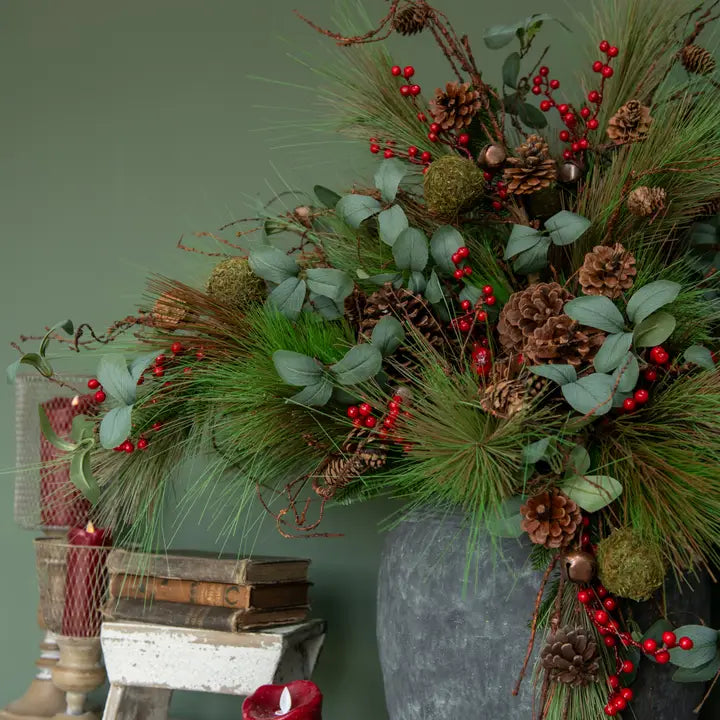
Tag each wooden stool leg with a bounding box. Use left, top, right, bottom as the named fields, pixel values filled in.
left=103, top=687, right=172, bottom=720
left=101, top=686, right=124, bottom=720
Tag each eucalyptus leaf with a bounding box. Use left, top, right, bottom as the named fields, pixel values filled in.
left=288, top=377, right=333, bottom=407
left=633, top=311, right=676, bottom=347
left=369, top=272, right=403, bottom=286
left=305, top=268, right=353, bottom=303
left=486, top=496, right=525, bottom=538
left=668, top=625, right=719, bottom=669
left=309, top=292, right=344, bottom=320
left=502, top=52, right=521, bottom=88
left=562, top=474, right=622, bottom=512
left=504, top=224, right=543, bottom=259
left=564, top=296, right=625, bottom=334
left=272, top=350, right=323, bottom=387
left=483, top=24, right=518, bottom=49
left=314, top=185, right=341, bottom=209
left=408, top=271, right=426, bottom=294
left=594, top=332, right=634, bottom=373
left=612, top=353, right=639, bottom=394
left=99, top=405, right=133, bottom=450
left=459, top=285, right=483, bottom=306
left=378, top=205, right=408, bottom=246
left=430, top=225, right=464, bottom=274
left=545, top=211, right=591, bottom=246
left=561, top=373, right=615, bottom=416
left=248, top=245, right=299, bottom=284
left=374, top=158, right=407, bottom=203
left=336, top=194, right=382, bottom=228
left=97, top=355, right=136, bottom=405
left=530, top=364, right=577, bottom=386
left=425, top=270, right=444, bottom=304
left=567, top=445, right=591, bottom=477
left=626, top=280, right=681, bottom=325
left=39, top=319, right=74, bottom=357
left=672, top=654, right=720, bottom=682
left=513, top=236, right=550, bottom=274
left=393, top=227, right=429, bottom=272
left=129, top=352, right=158, bottom=384
left=371, top=316, right=405, bottom=357
left=330, top=344, right=383, bottom=385
left=684, top=344, right=715, bottom=369
left=19, top=353, right=54, bottom=378
left=70, top=448, right=100, bottom=505
left=267, top=277, right=307, bottom=321
left=518, top=102, right=547, bottom=129
left=39, top=406, right=78, bottom=452
left=522, top=437, right=552, bottom=464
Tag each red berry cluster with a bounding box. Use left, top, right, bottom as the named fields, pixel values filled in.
left=347, top=402, right=377, bottom=429
left=87, top=377, right=107, bottom=404
left=471, top=341, right=493, bottom=377
left=452, top=285, right=497, bottom=334
left=451, top=245, right=472, bottom=281
left=348, top=396, right=413, bottom=451
left=531, top=41, right=618, bottom=162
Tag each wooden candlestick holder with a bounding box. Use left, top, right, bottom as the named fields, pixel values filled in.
left=50, top=636, right=105, bottom=720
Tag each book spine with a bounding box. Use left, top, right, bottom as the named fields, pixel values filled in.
left=104, top=599, right=241, bottom=632
left=109, top=574, right=251, bottom=609
left=107, top=551, right=247, bottom=584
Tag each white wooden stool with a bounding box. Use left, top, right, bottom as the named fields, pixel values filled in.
left=100, top=620, right=326, bottom=720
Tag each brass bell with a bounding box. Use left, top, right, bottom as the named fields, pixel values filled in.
left=563, top=550, right=598, bottom=584
left=558, top=161, right=582, bottom=184
left=478, top=144, right=507, bottom=170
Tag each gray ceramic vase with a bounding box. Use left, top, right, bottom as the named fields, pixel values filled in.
left=377, top=510, right=712, bottom=720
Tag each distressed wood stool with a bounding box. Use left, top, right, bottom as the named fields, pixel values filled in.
left=100, top=620, right=326, bottom=720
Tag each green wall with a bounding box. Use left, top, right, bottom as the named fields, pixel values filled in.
left=0, top=1, right=578, bottom=717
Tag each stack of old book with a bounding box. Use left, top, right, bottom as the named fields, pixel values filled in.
left=103, top=549, right=311, bottom=632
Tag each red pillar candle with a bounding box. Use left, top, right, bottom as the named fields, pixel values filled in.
left=61, top=522, right=112, bottom=637
left=242, top=681, right=322, bottom=720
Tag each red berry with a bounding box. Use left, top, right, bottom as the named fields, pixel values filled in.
left=605, top=635, right=617, bottom=647
left=483, top=171, right=493, bottom=181
left=492, top=200, right=503, bottom=211
left=408, top=146, right=418, bottom=157
left=564, top=112, right=577, bottom=126
left=93, top=390, right=106, bottom=403
left=649, top=346, right=669, bottom=364
left=451, top=252, right=461, bottom=265
left=463, top=266, right=472, bottom=276
left=599, top=40, right=610, bottom=52
left=623, top=397, right=636, bottom=412
left=458, top=320, right=471, bottom=333
left=608, top=675, right=620, bottom=689
left=358, top=403, right=372, bottom=417
left=458, top=246, right=470, bottom=259
left=550, top=79, right=560, bottom=89
left=588, top=90, right=600, bottom=103
left=392, top=394, right=403, bottom=404
left=563, top=150, right=573, bottom=160
left=572, top=142, right=581, bottom=153
left=581, top=532, right=591, bottom=545
left=87, top=378, right=100, bottom=389
left=531, top=86, right=542, bottom=95
left=539, top=65, right=550, bottom=76
left=540, top=100, right=552, bottom=112
left=347, top=406, right=360, bottom=419
left=484, top=295, right=496, bottom=306
left=579, top=138, right=589, bottom=150
left=595, top=610, right=609, bottom=625
left=388, top=400, right=400, bottom=413
left=587, top=118, right=599, bottom=130
left=195, top=350, right=205, bottom=361
left=580, top=107, right=591, bottom=119
left=429, top=122, right=441, bottom=134
left=602, top=65, right=614, bottom=78
left=613, top=697, right=627, bottom=711
left=656, top=650, right=670, bottom=664
left=662, top=631, right=677, bottom=648
left=400, top=85, right=411, bottom=96
left=533, top=76, right=543, bottom=86
left=370, top=144, right=380, bottom=154
left=410, top=84, right=421, bottom=96
left=498, top=189, right=508, bottom=199
left=458, top=133, right=470, bottom=146
left=403, top=65, right=415, bottom=78
left=123, top=440, right=134, bottom=454
left=391, top=65, right=402, bottom=76
left=427, top=132, right=438, bottom=142
left=604, top=704, right=617, bottom=716
left=364, top=416, right=377, bottom=428
left=608, top=46, right=619, bottom=57
left=634, top=389, right=649, bottom=404
left=577, top=590, right=591, bottom=604
left=137, top=438, right=148, bottom=450
left=604, top=598, right=618, bottom=611
left=559, top=130, right=570, bottom=142
left=621, top=660, right=634, bottom=674
left=155, top=354, right=165, bottom=365
left=383, top=416, right=395, bottom=429
left=642, top=638, right=657, bottom=653
left=384, top=149, right=394, bottom=158
left=482, top=285, right=494, bottom=296
left=621, top=688, right=633, bottom=701
left=170, top=341, right=183, bottom=354
left=644, top=368, right=658, bottom=382
left=582, top=516, right=590, bottom=527
left=352, top=417, right=363, bottom=427
left=137, top=375, right=145, bottom=385
left=593, top=60, right=604, bottom=72
left=453, top=269, right=464, bottom=280
left=597, top=585, right=608, bottom=598
left=558, top=103, right=569, bottom=114
left=476, top=311, right=488, bottom=322
left=460, top=299, right=471, bottom=311
left=421, top=151, right=431, bottom=163
left=417, top=112, right=427, bottom=122
left=153, top=366, right=164, bottom=378
left=679, top=636, right=694, bottom=650
left=152, top=422, right=163, bottom=431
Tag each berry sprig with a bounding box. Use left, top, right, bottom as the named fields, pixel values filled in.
left=347, top=402, right=377, bottom=429
left=348, top=395, right=413, bottom=452
left=450, top=245, right=472, bottom=281
left=530, top=40, right=618, bottom=162
left=87, top=377, right=106, bottom=404
left=451, top=285, right=497, bottom=334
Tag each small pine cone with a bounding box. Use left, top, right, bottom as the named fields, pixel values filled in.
left=627, top=186, right=667, bottom=218
left=430, top=82, right=482, bottom=131
left=680, top=44, right=716, bottom=75
left=152, top=292, right=189, bottom=330
left=540, top=626, right=600, bottom=687
left=521, top=488, right=582, bottom=549
left=497, top=282, right=573, bottom=356
left=696, top=195, right=720, bottom=217
left=524, top=373, right=548, bottom=398
left=607, top=100, right=653, bottom=144
left=480, top=378, right=526, bottom=419
left=504, top=135, right=557, bottom=195
left=579, top=243, right=637, bottom=300
left=392, top=2, right=431, bottom=36
left=526, top=314, right=605, bottom=367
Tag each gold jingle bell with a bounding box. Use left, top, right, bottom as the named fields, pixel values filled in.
left=563, top=550, right=598, bottom=584
left=478, top=144, right=507, bottom=170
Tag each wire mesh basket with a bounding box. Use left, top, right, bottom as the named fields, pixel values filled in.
left=15, top=374, right=98, bottom=530
left=34, top=535, right=112, bottom=638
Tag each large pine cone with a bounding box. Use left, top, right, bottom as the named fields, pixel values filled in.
left=497, top=282, right=573, bottom=357
left=607, top=100, right=653, bottom=144
left=521, top=488, right=581, bottom=549
left=429, top=82, right=482, bottom=131
left=680, top=44, right=716, bottom=75
left=540, top=626, right=600, bottom=687
left=503, top=135, right=557, bottom=195
left=626, top=186, right=667, bottom=218
left=527, top=314, right=604, bottom=366
left=579, top=244, right=637, bottom=299
left=392, top=2, right=431, bottom=36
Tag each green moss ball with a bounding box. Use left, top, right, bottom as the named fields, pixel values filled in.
left=597, top=528, right=666, bottom=602
left=206, top=257, right=266, bottom=311
left=423, top=155, right=485, bottom=217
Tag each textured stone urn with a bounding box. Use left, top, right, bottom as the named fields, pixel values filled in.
left=377, top=511, right=712, bottom=720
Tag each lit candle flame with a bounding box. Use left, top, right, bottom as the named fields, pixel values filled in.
left=71, top=395, right=81, bottom=407
left=86, top=521, right=95, bottom=533
left=275, top=686, right=292, bottom=716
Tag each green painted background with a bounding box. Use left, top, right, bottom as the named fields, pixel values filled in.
left=1, top=2, right=688, bottom=718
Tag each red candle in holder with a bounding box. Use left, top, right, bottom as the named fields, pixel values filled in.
left=61, top=522, right=112, bottom=637
left=242, top=681, right=322, bottom=720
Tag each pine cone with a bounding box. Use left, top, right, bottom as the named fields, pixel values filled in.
left=540, top=626, right=600, bottom=687
left=696, top=195, right=720, bottom=218
left=526, top=314, right=605, bottom=367
left=480, top=378, right=526, bottom=419
left=627, top=186, right=667, bottom=218
left=497, top=282, right=573, bottom=356
left=521, top=488, right=582, bottom=549
left=503, top=135, right=557, bottom=195
left=680, top=44, right=716, bottom=75
left=392, top=2, right=431, bottom=35
left=360, top=283, right=447, bottom=353
left=579, top=244, right=637, bottom=299
left=429, top=82, right=482, bottom=131
left=525, top=373, right=548, bottom=399
left=607, top=100, right=653, bottom=144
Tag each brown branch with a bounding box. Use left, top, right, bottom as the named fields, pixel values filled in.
left=694, top=664, right=720, bottom=714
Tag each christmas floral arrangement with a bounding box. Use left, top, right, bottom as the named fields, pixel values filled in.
left=10, top=0, right=720, bottom=717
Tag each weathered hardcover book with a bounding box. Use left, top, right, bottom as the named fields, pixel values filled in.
left=107, top=548, right=310, bottom=585
left=102, top=598, right=309, bottom=632
left=108, top=574, right=311, bottom=610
